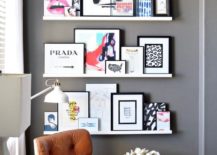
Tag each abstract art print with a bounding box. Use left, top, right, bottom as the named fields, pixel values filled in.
left=111, top=0, right=134, bottom=16
left=44, top=112, right=58, bottom=133
left=105, top=60, right=126, bottom=75
left=75, top=29, right=121, bottom=74
left=111, top=93, right=144, bottom=131
left=86, top=84, right=117, bottom=131
left=138, top=36, right=171, bottom=74
left=58, top=92, right=89, bottom=131
left=121, top=46, right=144, bottom=74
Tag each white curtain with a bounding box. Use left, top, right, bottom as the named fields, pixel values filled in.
left=4, top=0, right=25, bottom=155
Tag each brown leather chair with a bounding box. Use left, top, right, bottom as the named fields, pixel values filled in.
left=33, top=129, right=92, bottom=155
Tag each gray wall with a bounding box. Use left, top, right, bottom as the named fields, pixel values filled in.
left=23, top=0, right=200, bottom=155
left=205, top=0, right=217, bottom=154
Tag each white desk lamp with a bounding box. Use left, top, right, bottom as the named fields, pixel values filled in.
left=0, top=73, right=69, bottom=155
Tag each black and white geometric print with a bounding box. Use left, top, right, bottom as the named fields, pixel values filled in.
left=145, top=44, right=163, bottom=68
left=144, top=102, right=167, bottom=130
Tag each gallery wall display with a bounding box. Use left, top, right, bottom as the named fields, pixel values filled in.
left=75, top=28, right=121, bottom=74
left=44, top=43, right=85, bottom=74
left=58, top=92, right=89, bottom=131
left=138, top=36, right=171, bottom=74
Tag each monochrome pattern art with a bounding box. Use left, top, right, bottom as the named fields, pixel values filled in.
left=145, top=44, right=163, bottom=68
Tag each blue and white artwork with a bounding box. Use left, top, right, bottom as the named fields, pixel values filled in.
left=44, top=112, right=58, bottom=131
left=136, top=0, right=152, bottom=16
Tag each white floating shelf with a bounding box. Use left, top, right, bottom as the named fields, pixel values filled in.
left=44, top=130, right=172, bottom=135
left=43, top=74, right=173, bottom=78
left=43, top=16, right=173, bottom=21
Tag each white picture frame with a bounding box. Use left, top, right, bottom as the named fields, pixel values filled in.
left=78, top=118, right=99, bottom=132
left=86, top=84, right=117, bottom=131
left=121, top=46, right=144, bottom=74
left=111, top=93, right=144, bottom=131
left=138, top=36, right=171, bottom=74
left=58, top=92, right=89, bottom=131
left=105, top=60, right=126, bottom=75
left=44, top=112, right=58, bottom=132
left=44, top=43, right=85, bottom=75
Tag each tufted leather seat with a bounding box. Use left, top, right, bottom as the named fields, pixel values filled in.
left=33, top=129, right=92, bottom=155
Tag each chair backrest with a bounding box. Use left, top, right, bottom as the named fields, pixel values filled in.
left=33, top=129, right=92, bottom=155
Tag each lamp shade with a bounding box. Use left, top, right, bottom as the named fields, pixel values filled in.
left=0, top=74, right=31, bottom=137
left=44, top=85, right=69, bottom=103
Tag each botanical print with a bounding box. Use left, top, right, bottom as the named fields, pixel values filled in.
left=86, top=84, right=117, bottom=131
left=75, top=29, right=120, bottom=74
left=145, top=44, right=163, bottom=68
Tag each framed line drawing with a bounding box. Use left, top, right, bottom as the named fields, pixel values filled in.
left=75, top=28, right=121, bottom=74
left=86, top=84, right=117, bottom=131
left=58, top=92, right=89, bottom=131
left=153, top=0, right=170, bottom=16
left=111, top=93, right=144, bottom=131
left=44, top=112, right=58, bottom=132
left=105, top=60, right=126, bottom=75
left=44, top=43, right=85, bottom=75
left=121, top=46, right=143, bottom=74
left=138, top=36, right=171, bottom=74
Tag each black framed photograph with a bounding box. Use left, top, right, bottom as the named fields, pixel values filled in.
left=105, top=60, right=126, bottom=75
left=75, top=28, right=121, bottom=74
left=58, top=91, right=89, bottom=131
left=44, top=43, right=85, bottom=75
left=44, top=112, right=58, bottom=133
left=138, top=36, right=171, bottom=74
left=111, top=93, right=144, bottom=131
left=153, top=0, right=170, bottom=16
left=121, top=46, right=144, bottom=74
left=111, top=0, right=134, bottom=16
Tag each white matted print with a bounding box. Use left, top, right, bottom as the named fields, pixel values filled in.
left=44, top=43, right=84, bottom=75
left=78, top=118, right=99, bottom=132
left=121, top=47, right=143, bottom=74
left=44, top=0, right=72, bottom=16
left=83, top=0, right=111, bottom=16
left=111, top=93, right=144, bottom=131
left=105, top=60, right=126, bottom=75
left=86, top=84, right=117, bottom=131
left=138, top=36, right=171, bottom=74
left=75, top=29, right=120, bottom=74
left=58, top=92, right=89, bottom=131
left=44, top=112, right=58, bottom=132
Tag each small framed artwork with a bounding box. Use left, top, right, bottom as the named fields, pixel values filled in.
left=78, top=118, right=99, bottom=132
left=153, top=0, right=170, bottom=16
left=157, top=111, right=170, bottom=131
left=136, top=0, right=153, bottom=17
left=111, top=93, right=144, bottom=131
left=44, top=112, right=58, bottom=132
left=111, top=0, right=134, bottom=16
left=105, top=60, right=126, bottom=75
left=86, top=84, right=117, bottom=131
left=75, top=28, right=121, bottom=74
left=82, top=0, right=111, bottom=16
left=64, top=7, right=77, bottom=16
left=138, top=36, right=171, bottom=74
left=44, top=0, right=72, bottom=16
left=58, top=92, right=89, bottom=131
left=44, top=43, right=85, bottom=75
left=121, top=46, right=143, bottom=74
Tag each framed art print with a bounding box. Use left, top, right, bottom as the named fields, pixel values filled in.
left=86, top=84, right=117, bottom=131
left=111, top=0, right=134, bottom=16
left=111, top=93, right=144, bottom=131
left=75, top=29, right=121, bottom=74
left=153, top=0, right=170, bottom=16
left=105, top=60, right=126, bottom=75
left=58, top=92, right=89, bottom=131
left=44, top=112, right=58, bottom=132
left=138, top=36, right=171, bottom=74
left=82, top=0, right=111, bottom=16
left=157, top=111, right=170, bottom=131
left=121, top=46, right=143, bottom=74
left=44, top=43, right=84, bottom=75
left=44, top=0, right=72, bottom=16
left=78, top=118, right=99, bottom=132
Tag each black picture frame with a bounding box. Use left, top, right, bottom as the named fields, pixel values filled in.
left=153, top=0, right=171, bottom=16
left=111, top=93, right=144, bottom=131
left=137, top=36, right=172, bottom=74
